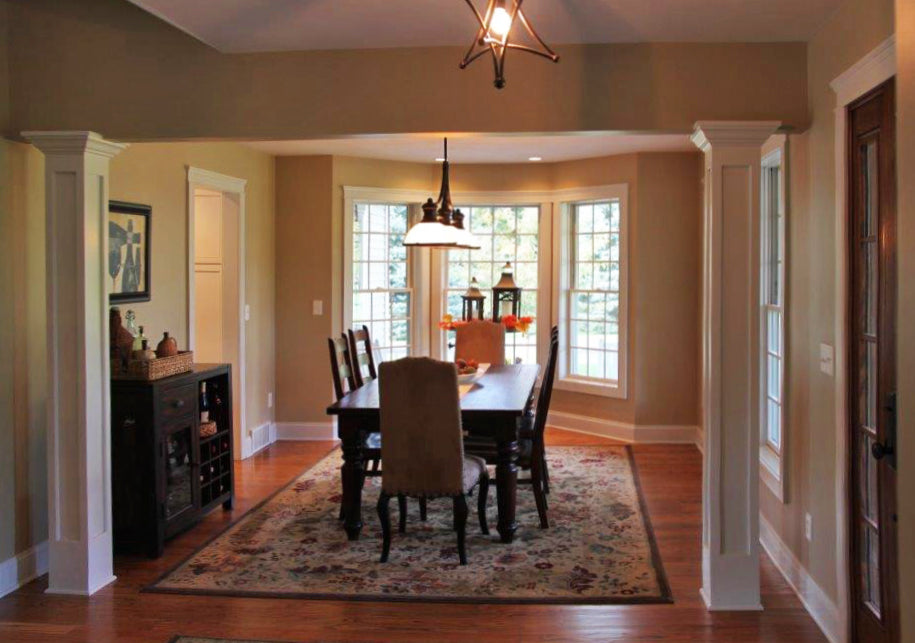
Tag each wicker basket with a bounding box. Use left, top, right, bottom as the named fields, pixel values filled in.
left=112, top=351, right=194, bottom=381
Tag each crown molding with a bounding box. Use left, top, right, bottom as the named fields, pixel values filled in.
left=187, top=166, right=247, bottom=193
left=830, top=35, right=895, bottom=107
left=21, top=131, right=128, bottom=158
left=690, top=121, right=782, bottom=152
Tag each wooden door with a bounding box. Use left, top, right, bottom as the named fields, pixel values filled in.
left=194, top=191, right=224, bottom=363
left=847, top=78, right=898, bottom=643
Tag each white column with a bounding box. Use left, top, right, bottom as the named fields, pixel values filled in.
left=22, top=131, right=127, bottom=596
left=691, top=121, right=779, bottom=611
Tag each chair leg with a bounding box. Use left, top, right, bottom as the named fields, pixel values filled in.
left=477, top=471, right=490, bottom=535
left=542, top=451, right=551, bottom=495
left=453, top=495, right=469, bottom=565
left=377, top=492, right=392, bottom=563
left=372, top=458, right=380, bottom=472
left=338, top=503, right=345, bottom=520
left=419, top=497, right=428, bottom=521
left=397, top=494, right=408, bottom=533
left=531, top=447, right=550, bottom=529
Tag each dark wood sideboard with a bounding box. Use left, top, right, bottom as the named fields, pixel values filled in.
left=111, top=363, right=234, bottom=558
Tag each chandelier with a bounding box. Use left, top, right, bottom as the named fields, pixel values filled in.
left=403, top=138, right=481, bottom=250
left=460, top=0, right=559, bottom=89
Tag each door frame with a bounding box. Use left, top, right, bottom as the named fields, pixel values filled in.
left=829, top=34, right=896, bottom=640
left=187, top=166, right=248, bottom=458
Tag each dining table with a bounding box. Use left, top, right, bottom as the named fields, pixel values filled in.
left=326, top=362, right=540, bottom=544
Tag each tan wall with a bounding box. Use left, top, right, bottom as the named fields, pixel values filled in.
left=0, top=1, right=9, bottom=134
left=4, top=0, right=809, bottom=141
left=759, top=0, right=895, bottom=606
left=894, top=0, right=914, bottom=639
left=275, top=152, right=700, bottom=429
left=109, top=142, right=276, bottom=440
left=0, top=139, right=47, bottom=562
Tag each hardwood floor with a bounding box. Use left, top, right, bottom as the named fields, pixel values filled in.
left=0, top=429, right=826, bottom=642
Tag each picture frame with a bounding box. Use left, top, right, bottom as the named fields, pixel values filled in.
left=108, top=200, right=151, bottom=304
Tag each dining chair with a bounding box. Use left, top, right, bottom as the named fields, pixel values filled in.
left=377, top=357, right=490, bottom=565
left=348, top=324, right=378, bottom=387
left=464, top=326, right=559, bottom=528
left=454, top=320, right=505, bottom=366
left=328, top=334, right=382, bottom=519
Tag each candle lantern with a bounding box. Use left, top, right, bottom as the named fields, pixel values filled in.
left=461, top=277, right=487, bottom=321
left=492, top=262, right=521, bottom=323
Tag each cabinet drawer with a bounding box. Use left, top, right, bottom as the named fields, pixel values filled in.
left=159, top=383, right=196, bottom=421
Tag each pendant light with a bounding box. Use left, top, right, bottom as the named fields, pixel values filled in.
left=460, top=0, right=559, bottom=89
left=403, top=138, right=480, bottom=250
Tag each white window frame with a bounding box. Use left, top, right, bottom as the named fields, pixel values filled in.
left=342, top=187, right=431, bottom=358
left=430, top=190, right=554, bottom=369
left=553, top=184, right=629, bottom=399
left=759, top=135, right=788, bottom=501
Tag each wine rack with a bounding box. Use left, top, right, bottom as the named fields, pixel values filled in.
left=111, top=363, right=234, bottom=558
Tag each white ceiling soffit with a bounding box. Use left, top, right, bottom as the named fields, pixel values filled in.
left=127, top=0, right=842, bottom=53
left=243, top=133, right=695, bottom=163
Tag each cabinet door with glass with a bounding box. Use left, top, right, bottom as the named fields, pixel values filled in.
left=161, top=420, right=198, bottom=525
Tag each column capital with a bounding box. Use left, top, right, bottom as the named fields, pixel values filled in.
left=690, top=121, right=781, bottom=152
left=22, top=130, right=128, bottom=159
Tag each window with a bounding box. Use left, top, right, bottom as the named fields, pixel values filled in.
left=760, top=138, right=787, bottom=501
left=443, top=205, right=540, bottom=364
left=349, top=202, right=413, bottom=363
left=555, top=186, right=628, bottom=398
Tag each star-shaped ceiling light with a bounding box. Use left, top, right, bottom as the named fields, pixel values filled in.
left=459, top=0, right=559, bottom=89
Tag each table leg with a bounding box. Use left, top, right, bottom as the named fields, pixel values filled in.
left=495, top=436, right=519, bottom=543
left=341, top=428, right=365, bottom=540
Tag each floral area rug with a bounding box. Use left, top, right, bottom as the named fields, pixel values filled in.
left=148, top=446, right=672, bottom=604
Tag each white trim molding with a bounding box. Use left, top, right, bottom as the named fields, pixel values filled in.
left=760, top=516, right=841, bottom=643
left=0, top=541, right=49, bottom=599
left=276, top=421, right=338, bottom=442
left=187, top=166, right=249, bottom=460
left=547, top=411, right=701, bottom=447
left=828, top=34, right=896, bottom=643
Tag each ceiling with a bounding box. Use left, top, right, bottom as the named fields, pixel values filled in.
left=127, top=0, right=841, bottom=53
left=244, top=133, right=695, bottom=163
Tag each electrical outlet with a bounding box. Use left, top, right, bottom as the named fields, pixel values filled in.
left=805, top=513, right=813, bottom=542
left=313, top=300, right=323, bottom=315
left=244, top=304, right=251, bottom=321
left=267, top=392, right=273, bottom=408
left=819, top=343, right=834, bottom=376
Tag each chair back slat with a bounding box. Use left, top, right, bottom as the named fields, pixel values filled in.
left=455, top=321, right=505, bottom=365
left=379, top=358, right=464, bottom=496
left=328, top=334, right=358, bottom=401
left=348, top=324, right=378, bottom=387
left=531, top=327, right=560, bottom=442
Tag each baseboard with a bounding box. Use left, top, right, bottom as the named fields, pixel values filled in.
left=547, top=410, right=700, bottom=446
left=0, top=541, right=48, bottom=598
left=759, top=515, right=842, bottom=643
left=275, top=421, right=338, bottom=442
left=240, top=422, right=277, bottom=459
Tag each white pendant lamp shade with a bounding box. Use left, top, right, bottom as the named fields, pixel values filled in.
left=452, top=208, right=482, bottom=249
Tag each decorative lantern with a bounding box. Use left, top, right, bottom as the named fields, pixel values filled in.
left=492, top=262, right=521, bottom=323
left=461, top=277, right=487, bottom=321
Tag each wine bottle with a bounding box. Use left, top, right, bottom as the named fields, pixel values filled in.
left=200, top=382, right=210, bottom=423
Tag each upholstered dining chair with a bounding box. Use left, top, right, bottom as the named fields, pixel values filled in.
left=464, top=327, right=559, bottom=528
left=454, top=320, right=505, bottom=366
left=377, top=357, right=490, bottom=565
left=328, top=335, right=383, bottom=520
left=348, top=325, right=378, bottom=387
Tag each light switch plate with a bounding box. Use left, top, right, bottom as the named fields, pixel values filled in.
left=244, top=304, right=251, bottom=321
left=267, top=392, right=273, bottom=408
left=805, top=513, right=813, bottom=542
left=819, top=343, right=834, bottom=376
left=313, top=300, right=323, bottom=315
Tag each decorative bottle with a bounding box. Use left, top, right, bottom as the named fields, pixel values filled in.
left=132, top=325, right=147, bottom=352
left=156, top=331, right=178, bottom=358
left=132, top=339, right=155, bottom=361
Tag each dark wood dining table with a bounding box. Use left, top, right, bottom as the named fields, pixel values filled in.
left=326, top=363, right=540, bottom=544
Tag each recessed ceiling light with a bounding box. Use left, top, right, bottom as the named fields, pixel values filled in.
left=528, top=156, right=542, bottom=162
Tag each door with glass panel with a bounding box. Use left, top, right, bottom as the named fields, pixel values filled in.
left=847, top=78, right=898, bottom=643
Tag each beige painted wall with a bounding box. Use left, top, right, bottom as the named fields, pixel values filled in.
left=0, top=1, right=10, bottom=135
left=894, top=1, right=914, bottom=640
left=109, top=142, right=276, bottom=440
left=275, top=152, right=700, bottom=430
left=3, top=0, right=809, bottom=141
left=0, top=139, right=47, bottom=563
left=759, top=0, right=895, bottom=607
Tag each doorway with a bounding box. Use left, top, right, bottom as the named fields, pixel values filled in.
left=187, top=168, right=247, bottom=460
left=846, top=78, right=898, bottom=643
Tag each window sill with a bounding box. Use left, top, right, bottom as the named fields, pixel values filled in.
left=760, top=445, right=785, bottom=502
left=555, top=376, right=627, bottom=400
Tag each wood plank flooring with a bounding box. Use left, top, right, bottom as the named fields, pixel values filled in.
left=0, top=429, right=826, bottom=642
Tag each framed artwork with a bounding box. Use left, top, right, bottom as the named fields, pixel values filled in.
left=108, top=200, right=151, bottom=303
